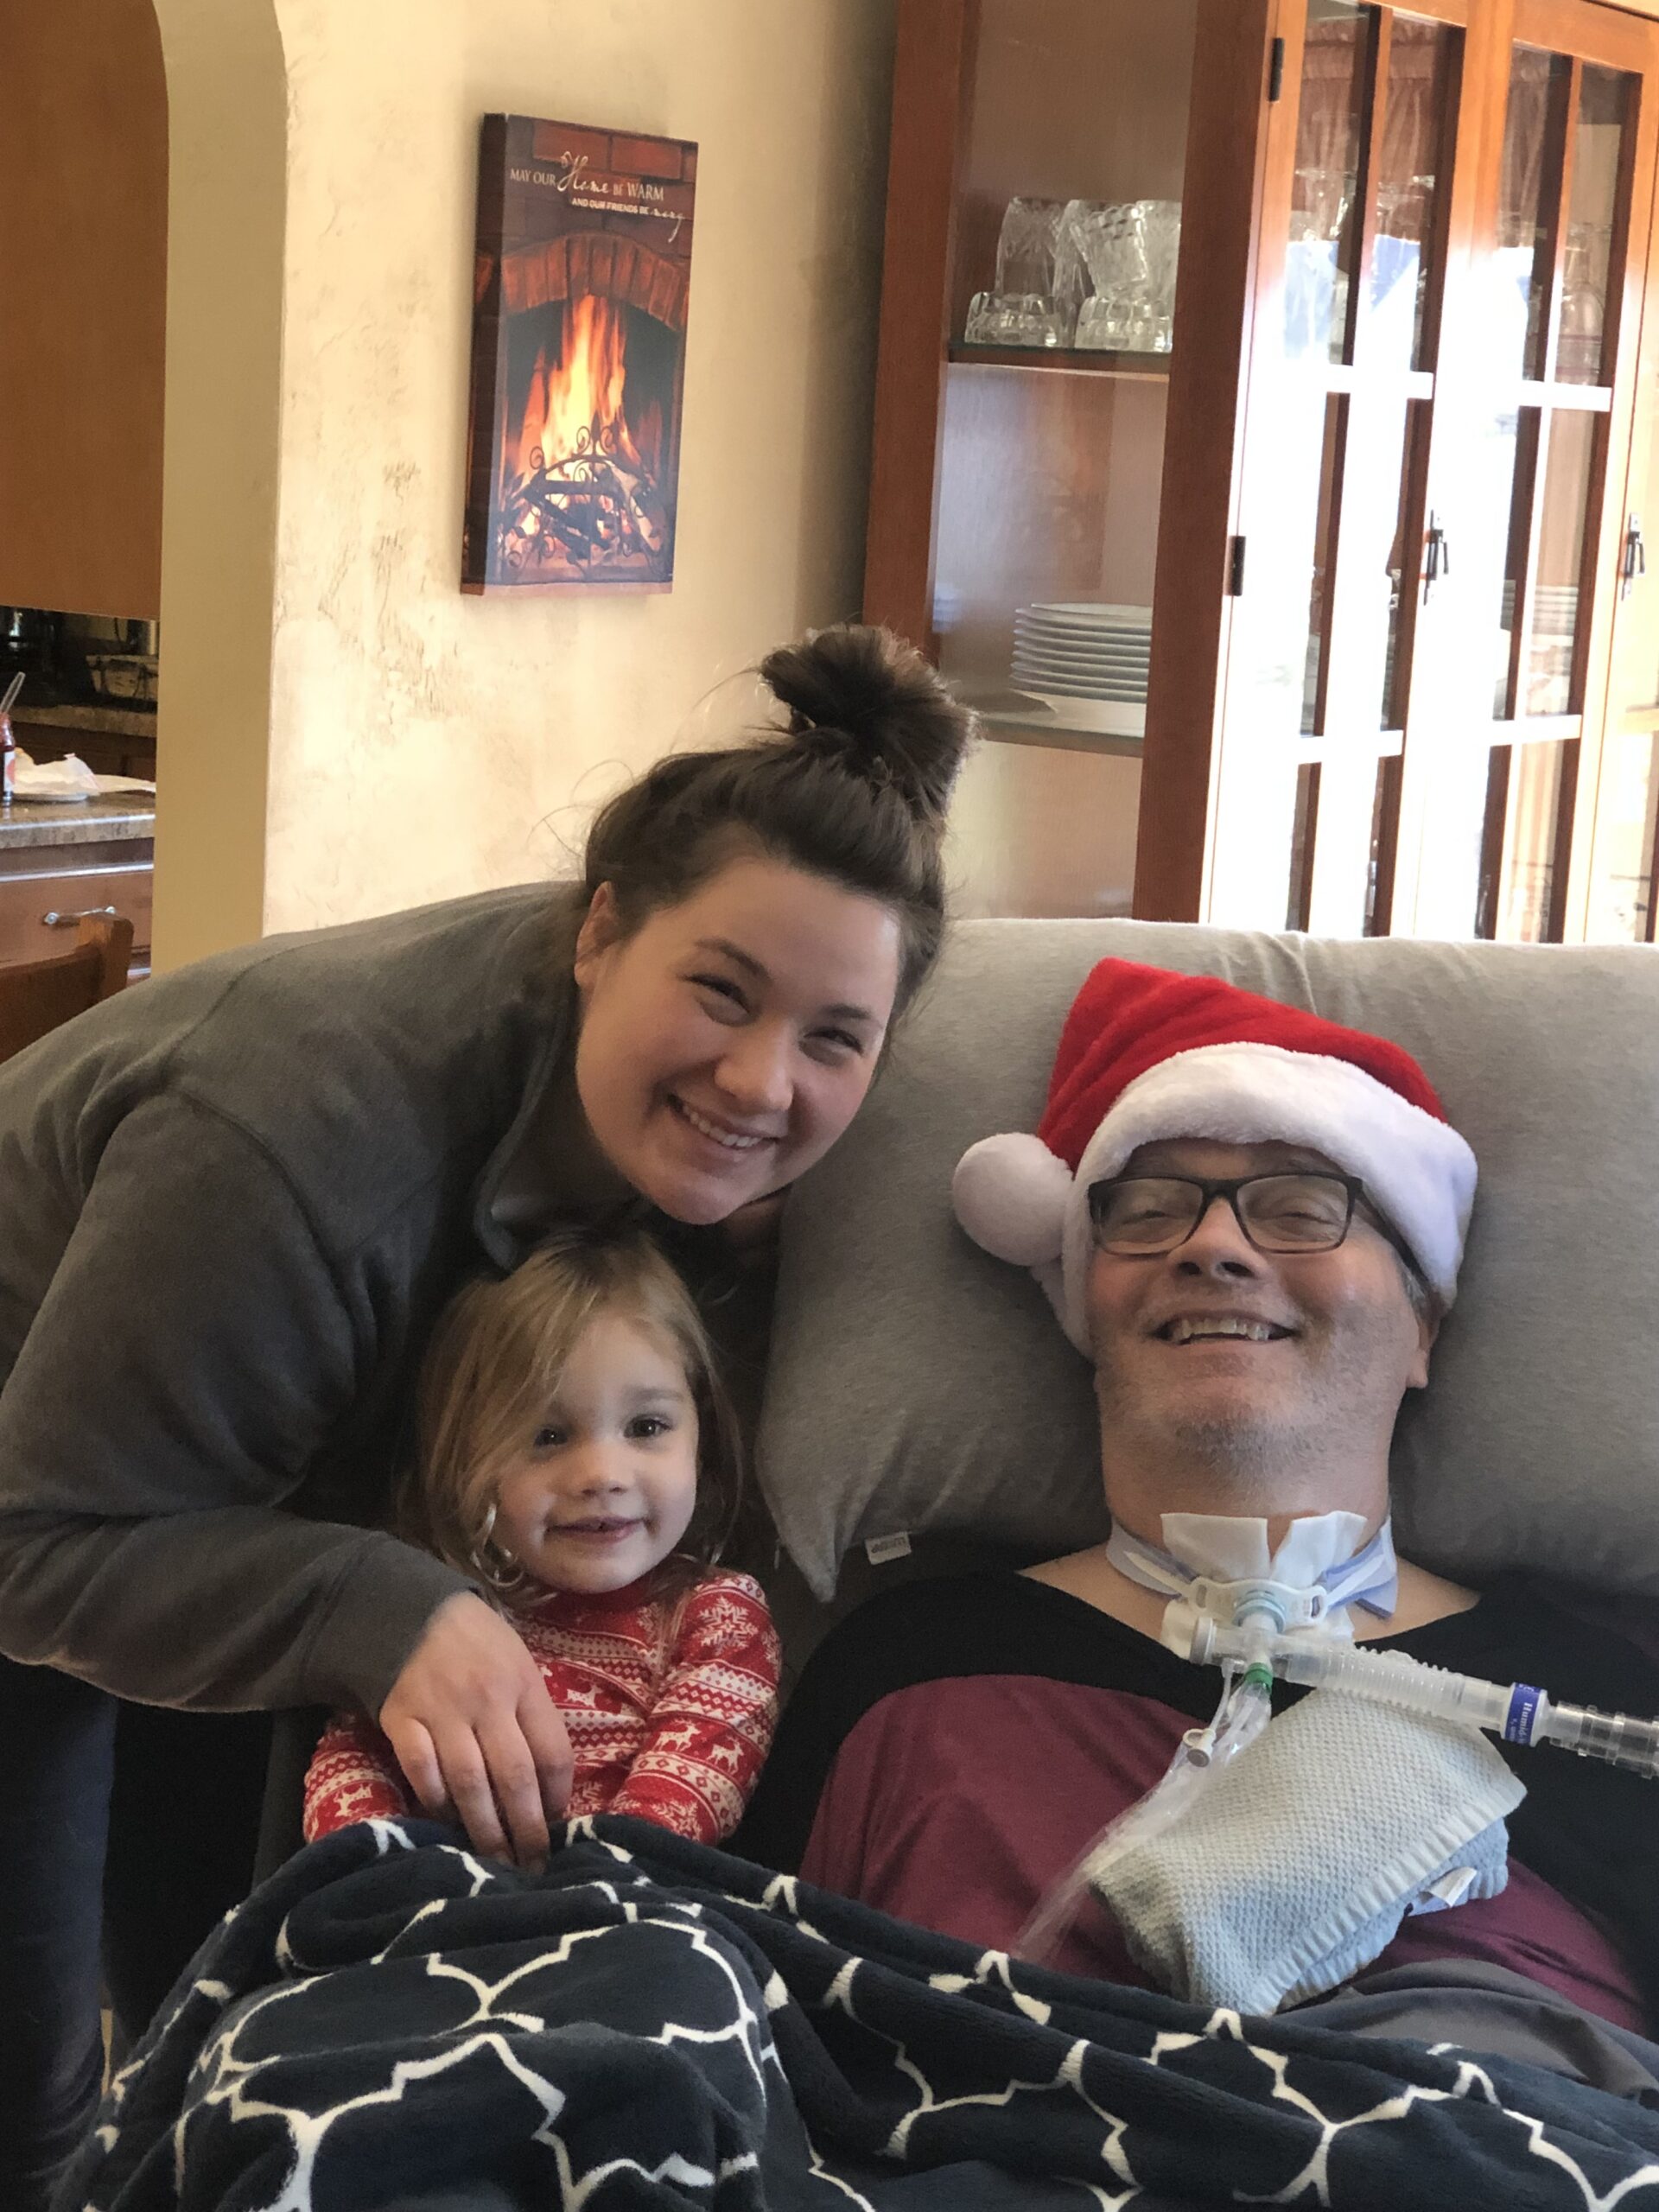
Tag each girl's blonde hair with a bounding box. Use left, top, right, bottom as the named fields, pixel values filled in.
left=402, top=1226, right=744, bottom=1606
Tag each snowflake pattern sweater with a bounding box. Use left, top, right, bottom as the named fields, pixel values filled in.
left=303, top=1567, right=780, bottom=1847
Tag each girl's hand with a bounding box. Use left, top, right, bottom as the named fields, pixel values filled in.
left=379, top=1591, right=573, bottom=1870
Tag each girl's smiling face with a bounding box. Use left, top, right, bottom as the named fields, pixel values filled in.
left=570, top=854, right=903, bottom=1225
left=492, top=1312, right=699, bottom=1596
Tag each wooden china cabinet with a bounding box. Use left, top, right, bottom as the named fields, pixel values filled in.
left=864, top=0, right=1659, bottom=943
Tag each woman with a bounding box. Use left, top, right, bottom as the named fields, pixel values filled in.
left=0, top=622, right=973, bottom=2209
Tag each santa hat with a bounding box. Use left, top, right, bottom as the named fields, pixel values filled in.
left=952, top=960, right=1478, bottom=1356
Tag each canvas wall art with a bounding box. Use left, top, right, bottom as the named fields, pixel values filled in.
left=462, top=114, right=697, bottom=593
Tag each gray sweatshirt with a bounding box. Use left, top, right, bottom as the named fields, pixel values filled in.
left=0, top=885, right=579, bottom=1716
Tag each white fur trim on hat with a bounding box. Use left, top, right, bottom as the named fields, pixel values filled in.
left=1049, top=1041, right=1478, bottom=1354
left=953, top=1133, right=1073, bottom=1268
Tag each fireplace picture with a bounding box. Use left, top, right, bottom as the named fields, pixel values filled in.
left=462, top=116, right=696, bottom=594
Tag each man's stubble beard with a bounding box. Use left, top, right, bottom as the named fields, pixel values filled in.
left=1093, top=1354, right=1339, bottom=1504
left=1110, top=1400, right=1326, bottom=1501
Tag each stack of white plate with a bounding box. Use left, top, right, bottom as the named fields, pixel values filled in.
left=1011, top=602, right=1152, bottom=709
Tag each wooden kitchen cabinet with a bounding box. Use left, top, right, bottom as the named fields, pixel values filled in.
left=0, top=803, right=156, bottom=975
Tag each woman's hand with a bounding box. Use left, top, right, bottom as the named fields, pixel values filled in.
left=379, top=1592, right=573, bottom=1870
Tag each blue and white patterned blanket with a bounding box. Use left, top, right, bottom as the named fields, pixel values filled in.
left=62, top=1815, right=1659, bottom=2211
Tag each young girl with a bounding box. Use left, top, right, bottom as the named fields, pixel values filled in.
left=303, top=1227, right=780, bottom=1849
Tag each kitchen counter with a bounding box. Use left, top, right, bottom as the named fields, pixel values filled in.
left=0, top=793, right=156, bottom=855
left=11, top=702, right=159, bottom=741
left=0, top=795, right=156, bottom=970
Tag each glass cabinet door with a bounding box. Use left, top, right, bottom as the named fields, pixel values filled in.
left=1207, top=0, right=1659, bottom=940
left=927, top=0, right=1198, bottom=919
left=1211, top=0, right=1478, bottom=932
left=1399, top=0, right=1659, bottom=940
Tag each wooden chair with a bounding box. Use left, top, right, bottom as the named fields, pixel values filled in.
left=0, top=912, right=135, bottom=1063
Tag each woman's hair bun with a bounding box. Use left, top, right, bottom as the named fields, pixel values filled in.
left=757, top=623, right=975, bottom=821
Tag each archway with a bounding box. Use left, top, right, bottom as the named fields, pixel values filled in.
left=149, top=0, right=287, bottom=969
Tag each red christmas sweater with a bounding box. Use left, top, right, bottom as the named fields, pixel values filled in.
left=303, top=1567, right=780, bottom=1848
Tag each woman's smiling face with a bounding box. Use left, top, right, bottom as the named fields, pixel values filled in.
left=570, top=853, right=903, bottom=1224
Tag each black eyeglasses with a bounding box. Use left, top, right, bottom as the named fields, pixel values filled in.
left=1087, top=1171, right=1365, bottom=1257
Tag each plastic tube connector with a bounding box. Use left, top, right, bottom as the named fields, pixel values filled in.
left=1541, top=1701, right=1659, bottom=1778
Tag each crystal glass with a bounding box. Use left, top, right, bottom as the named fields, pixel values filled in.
left=963, top=291, right=1071, bottom=348
left=1137, top=199, right=1182, bottom=311
left=995, top=197, right=1070, bottom=298
left=1064, top=199, right=1181, bottom=355
left=1075, top=296, right=1172, bottom=352
left=1074, top=295, right=1131, bottom=349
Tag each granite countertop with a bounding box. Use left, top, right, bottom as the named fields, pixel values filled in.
left=0, top=793, right=156, bottom=852
left=10, top=702, right=159, bottom=741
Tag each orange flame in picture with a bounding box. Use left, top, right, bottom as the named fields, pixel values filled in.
left=509, top=295, right=642, bottom=491
left=496, top=289, right=669, bottom=577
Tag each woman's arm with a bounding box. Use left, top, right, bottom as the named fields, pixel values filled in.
left=0, top=1093, right=468, bottom=1714
left=607, top=1573, right=781, bottom=1844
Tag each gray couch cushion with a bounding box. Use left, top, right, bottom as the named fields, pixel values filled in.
left=758, top=919, right=1659, bottom=1600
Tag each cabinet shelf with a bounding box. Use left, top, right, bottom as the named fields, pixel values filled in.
left=948, top=341, right=1172, bottom=381
left=977, top=710, right=1145, bottom=755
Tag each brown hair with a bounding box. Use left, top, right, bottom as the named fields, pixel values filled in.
left=401, top=1226, right=744, bottom=1607
left=569, top=623, right=976, bottom=1014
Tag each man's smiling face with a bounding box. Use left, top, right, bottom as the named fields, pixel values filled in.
left=1085, top=1136, right=1433, bottom=1503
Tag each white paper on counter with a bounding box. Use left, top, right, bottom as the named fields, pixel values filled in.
left=6, top=749, right=154, bottom=801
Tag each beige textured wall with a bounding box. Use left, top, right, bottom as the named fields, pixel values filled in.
left=258, top=0, right=897, bottom=935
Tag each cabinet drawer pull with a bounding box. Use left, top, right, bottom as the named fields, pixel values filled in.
left=42, top=906, right=119, bottom=927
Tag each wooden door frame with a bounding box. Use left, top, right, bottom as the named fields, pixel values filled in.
left=1580, top=90, right=1659, bottom=937
left=861, top=0, right=978, bottom=654
left=1529, top=0, right=1659, bottom=938
left=1132, top=0, right=1278, bottom=921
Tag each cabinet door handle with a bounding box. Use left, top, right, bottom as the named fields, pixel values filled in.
left=1622, top=514, right=1647, bottom=601
left=41, top=906, right=119, bottom=927
left=1422, top=512, right=1452, bottom=601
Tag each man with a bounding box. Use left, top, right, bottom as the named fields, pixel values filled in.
left=738, top=961, right=1659, bottom=2058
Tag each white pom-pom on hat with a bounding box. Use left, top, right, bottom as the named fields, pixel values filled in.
left=952, top=1133, right=1073, bottom=1268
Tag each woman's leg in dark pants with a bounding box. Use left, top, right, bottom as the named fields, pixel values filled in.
left=0, top=1663, right=270, bottom=2210
left=102, top=1703, right=271, bottom=2035
left=0, top=1654, right=116, bottom=2212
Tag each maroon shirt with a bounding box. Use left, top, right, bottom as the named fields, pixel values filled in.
left=739, top=1571, right=1656, bottom=2032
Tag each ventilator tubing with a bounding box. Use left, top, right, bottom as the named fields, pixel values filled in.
left=1187, top=1621, right=1659, bottom=1779
left=1017, top=1659, right=1276, bottom=1964
left=1017, top=1586, right=1659, bottom=1967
